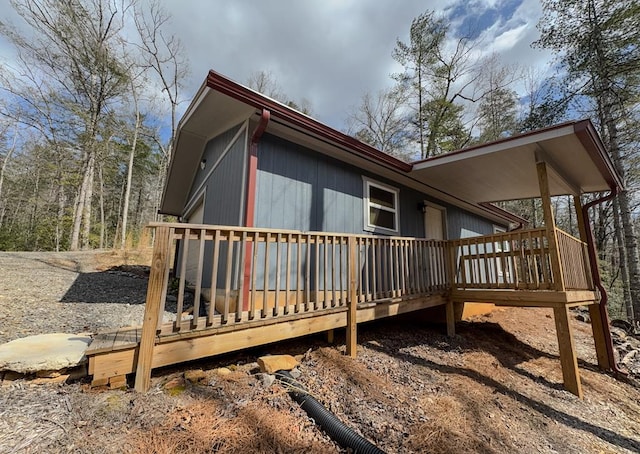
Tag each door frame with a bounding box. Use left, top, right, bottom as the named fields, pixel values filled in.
left=423, top=201, right=447, bottom=240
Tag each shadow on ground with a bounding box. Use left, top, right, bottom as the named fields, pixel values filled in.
left=60, top=267, right=149, bottom=304
left=359, top=319, right=640, bottom=453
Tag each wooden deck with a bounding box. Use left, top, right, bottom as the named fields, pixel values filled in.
left=85, top=216, right=604, bottom=398
left=87, top=294, right=450, bottom=387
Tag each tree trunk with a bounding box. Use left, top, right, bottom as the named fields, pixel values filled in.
left=81, top=152, right=95, bottom=250
left=98, top=162, right=105, bottom=249
left=613, top=198, right=634, bottom=321
left=121, top=105, right=141, bottom=249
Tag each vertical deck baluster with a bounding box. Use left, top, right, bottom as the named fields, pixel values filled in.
left=275, top=233, right=282, bottom=316
left=332, top=235, right=337, bottom=307
left=540, top=230, right=551, bottom=288
left=223, top=230, right=234, bottom=322
left=372, top=239, right=378, bottom=300
left=191, top=229, right=206, bottom=329
left=210, top=230, right=221, bottom=325
left=236, top=231, right=246, bottom=323
left=250, top=231, right=259, bottom=319
left=305, top=234, right=311, bottom=312
left=175, top=228, right=190, bottom=332
left=285, top=233, right=292, bottom=314
left=338, top=236, right=348, bottom=306
left=314, top=235, right=320, bottom=310
left=323, top=235, right=329, bottom=308
left=297, top=233, right=303, bottom=312
left=262, top=232, right=271, bottom=318
left=364, top=237, right=370, bottom=302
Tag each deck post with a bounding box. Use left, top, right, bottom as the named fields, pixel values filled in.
left=445, top=299, right=455, bottom=337
left=553, top=304, right=583, bottom=398
left=537, top=161, right=565, bottom=291
left=574, top=195, right=610, bottom=369
left=135, top=226, right=172, bottom=392
left=346, top=237, right=358, bottom=357
left=588, top=303, right=611, bottom=369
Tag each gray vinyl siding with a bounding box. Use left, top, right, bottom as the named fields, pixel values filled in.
left=447, top=207, right=503, bottom=238
left=254, top=133, right=503, bottom=239
left=181, top=123, right=246, bottom=288
left=255, top=134, right=362, bottom=233
left=187, top=123, right=245, bottom=225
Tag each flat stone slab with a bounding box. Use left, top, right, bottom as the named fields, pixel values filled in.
left=0, top=333, right=92, bottom=374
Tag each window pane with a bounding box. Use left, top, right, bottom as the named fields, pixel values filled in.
left=370, top=207, right=395, bottom=230
left=369, top=186, right=395, bottom=208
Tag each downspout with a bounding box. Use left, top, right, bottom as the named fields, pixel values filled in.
left=242, top=109, right=270, bottom=311
left=581, top=187, right=625, bottom=376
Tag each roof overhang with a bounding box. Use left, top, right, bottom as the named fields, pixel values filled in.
left=411, top=120, right=622, bottom=204
left=161, top=70, right=620, bottom=228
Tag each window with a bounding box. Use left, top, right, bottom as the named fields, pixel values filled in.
left=363, top=177, right=399, bottom=234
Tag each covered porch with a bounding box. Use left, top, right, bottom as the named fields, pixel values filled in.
left=412, top=119, right=623, bottom=398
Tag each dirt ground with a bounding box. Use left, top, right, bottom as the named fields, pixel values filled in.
left=1, top=251, right=640, bottom=453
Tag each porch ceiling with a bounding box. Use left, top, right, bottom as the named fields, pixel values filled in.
left=410, top=121, right=622, bottom=203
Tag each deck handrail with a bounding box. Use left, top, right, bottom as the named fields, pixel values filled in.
left=449, top=227, right=593, bottom=291
left=556, top=228, right=593, bottom=290
left=143, top=223, right=450, bottom=336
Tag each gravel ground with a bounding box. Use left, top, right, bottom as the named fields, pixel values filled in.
left=1, top=251, right=640, bottom=453
left=0, top=251, right=159, bottom=344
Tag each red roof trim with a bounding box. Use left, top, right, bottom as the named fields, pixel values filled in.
left=206, top=70, right=413, bottom=172
left=572, top=120, right=624, bottom=191
left=410, top=120, right=579, bottom=166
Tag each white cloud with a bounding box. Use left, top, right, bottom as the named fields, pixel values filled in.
left=0, top=0, right=554, bottom=131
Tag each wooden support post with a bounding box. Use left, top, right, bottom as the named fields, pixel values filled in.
left=346, top=237, right=358, bottom=357
left=446, top=299, right=456, bottom=337
left=588, top=303, right=612, bottom=369
left=553, top=304, right=583, bottom=398
left=573, top=195, right=588, bottom=242
left=537, top=161, right=565, bottom=291
left=326, top=329, right=335, bottom=344
left=134, top=226, right=172, bottom=392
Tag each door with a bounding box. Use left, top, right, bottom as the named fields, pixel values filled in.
left=424, top=204, right=446, bottom=240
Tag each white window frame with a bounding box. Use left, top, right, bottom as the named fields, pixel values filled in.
left=363, top=177, right=400, bottom=235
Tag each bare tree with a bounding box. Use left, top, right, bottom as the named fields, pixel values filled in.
left=133, top=0, right=189, bottom=220
left=346, top=86, right=413, bottom=161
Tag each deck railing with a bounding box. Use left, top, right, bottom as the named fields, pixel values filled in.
left=556, top=229, right=593, bottom=290
left=145, top=223, right=450, bottom=335
left=449, top=227, right=593, bottom=291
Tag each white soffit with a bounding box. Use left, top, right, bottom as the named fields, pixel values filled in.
left=411, top=125, right=612, bottom=203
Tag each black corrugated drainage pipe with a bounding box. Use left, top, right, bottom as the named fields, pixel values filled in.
left=581, top=187, right=626, bottom=377
left=275, top=370, right=386, bottom=454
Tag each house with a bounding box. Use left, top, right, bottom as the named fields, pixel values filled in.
left=86, top=70, right=623, bottom=399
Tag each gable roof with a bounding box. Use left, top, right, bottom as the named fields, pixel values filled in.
left=162, top=70, right=621, bottom=226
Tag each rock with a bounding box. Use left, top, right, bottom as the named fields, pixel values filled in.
left=612, top=319, right=634, bottom=333
left=163, top=377, right=186, bottom=395
left=610, top=327, right=627, bottom=343
left=255, top=373, right=276, bottom=387
left=184, top=369, right=207, bottom=383
left=214, top=367, right=232, bottom=376
left=257, top=355, right=299, bottom=374
left=289, top=367, right=302, bottom=379
left=0, top=333, right=92, bottom=374
left=575, top=313, right=590, bottom=323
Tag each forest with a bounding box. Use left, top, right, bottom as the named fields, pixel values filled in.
left=0, top=0, right=638, bottom=324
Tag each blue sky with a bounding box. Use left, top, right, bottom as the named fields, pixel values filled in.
left=0, top=0, right=555, bottom=132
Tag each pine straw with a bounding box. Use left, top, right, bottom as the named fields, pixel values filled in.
left=407, top=395, right=495, bottom=453
left=126, top=399, right=334, bottom=454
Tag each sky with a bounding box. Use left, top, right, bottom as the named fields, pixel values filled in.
left=0, top=0, right=555, bottom=132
